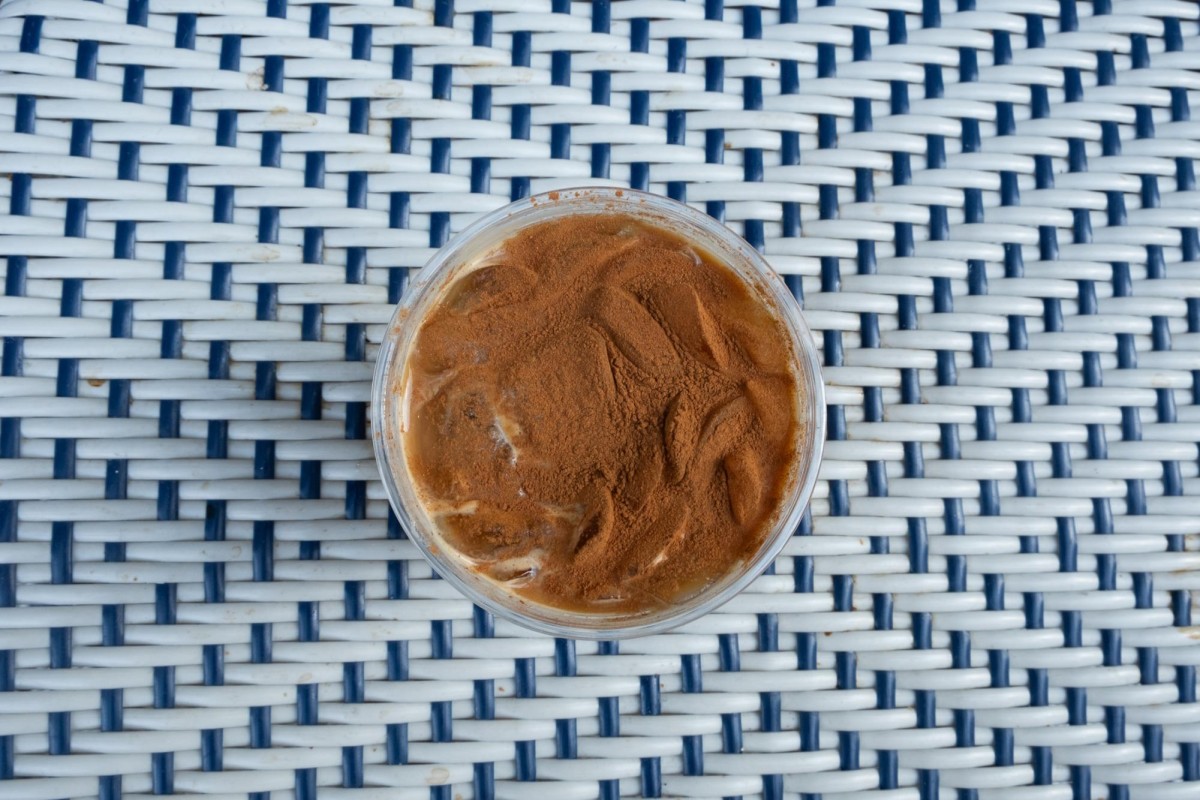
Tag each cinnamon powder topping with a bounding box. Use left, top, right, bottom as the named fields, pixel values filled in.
left=403, top=213, right=800, bottom=613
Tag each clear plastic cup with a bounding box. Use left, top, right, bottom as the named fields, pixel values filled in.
left=371, top=187, right=825, bottom=639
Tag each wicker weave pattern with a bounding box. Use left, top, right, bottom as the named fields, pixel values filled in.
left=1, top=0, right=1199, bottom=798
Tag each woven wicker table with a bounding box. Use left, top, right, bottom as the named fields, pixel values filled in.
left=2, top=1, right=1199, bottom=798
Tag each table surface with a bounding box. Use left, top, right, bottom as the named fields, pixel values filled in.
left=2, top=1, right=1200, bottom=798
